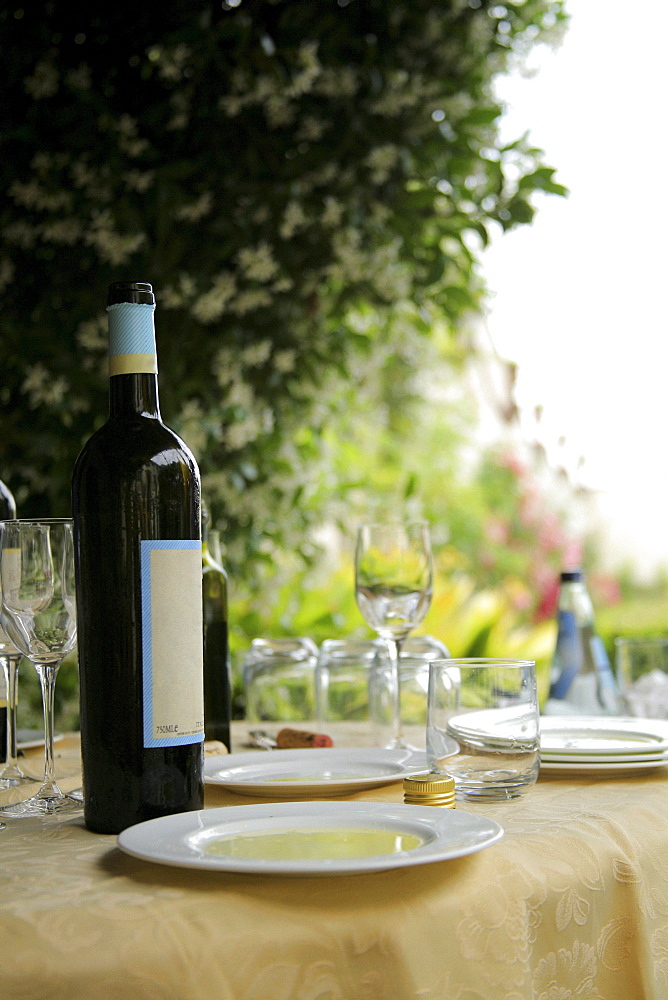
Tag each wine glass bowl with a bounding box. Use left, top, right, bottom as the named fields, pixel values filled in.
left=355, top=521, right=433, bottom=748
left=0, top=519, right=78, bottom=817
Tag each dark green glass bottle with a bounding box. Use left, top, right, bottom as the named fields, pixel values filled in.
left=72, top=282, right=204, bottom=834
left=202, top=522, right=231, bottom=750
left=0, top=477, right=16, bottom=764
left=0, top=478, right=15, bottom=520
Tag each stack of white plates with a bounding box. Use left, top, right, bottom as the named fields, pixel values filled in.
left=540, top=716, right=668, bottom=774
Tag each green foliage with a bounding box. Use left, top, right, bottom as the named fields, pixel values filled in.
left=0, top=0, right=567, bottom=592
left=229, top=554, right=556, bottom=714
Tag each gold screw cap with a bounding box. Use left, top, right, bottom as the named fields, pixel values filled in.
left=403, top=771, right=455, bottom=807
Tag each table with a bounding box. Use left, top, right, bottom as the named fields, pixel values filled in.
left=2, top=722, right=668, bottom=1000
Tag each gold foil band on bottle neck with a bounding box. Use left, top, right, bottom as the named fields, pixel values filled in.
left=109, top=353, right=158, bottom=376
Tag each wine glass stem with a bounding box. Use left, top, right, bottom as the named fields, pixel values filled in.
left=0, top=652, right=24, bottom=780
left=386, top=637, right=405, bottom=747
left=34, top=661, right=62, bottom=798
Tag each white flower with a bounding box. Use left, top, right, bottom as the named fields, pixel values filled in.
left=176, top=192, right=213, bottom=222
left=265, top=95, right=296, bottom=128
left=230, top=289, right=273, bottom=314
left=123, top=170, right=155, bottom=193
left=297, top=116, right=328, bottom=143
left=84, top=210, right=145, bottom=266
left=274, top=350, right=296, bottom=374
left=225, top=416, right=263, bottom=451
left=0, top=257, right=15, bottom=291
left=226, top=380, right=254, bottom=410
left=285, top=41, right=321, bottom=98
left=192, top=272, right=236, bottom=323
left=10, top=181, right=72, bottom=213
left=160, top=273, right=198, bottom=310
left=365, top=144, right=401, bottom=184
left=77, top=316, right=107, bottom=352
left=236, top=243, right=280, bottom=283
left=3, top=221, right=37, bottom=248
left=41, top=219, right=83, bottom=244
left=242, top=340, right=272, bottom=366
left=66, top=64, right=92, bottom=90
left=22, top=364, right=69, bottom=408
left=316, top=67, right=358, bottom=98
left=321, top=197, right=344, bottom=227
left=177, top=399, right=208, bottom=459
left=280, top=201, right=308, bottom=239
left=213, top=348, right=241, bottom=388
left=24, top=60, right=59, bottom=99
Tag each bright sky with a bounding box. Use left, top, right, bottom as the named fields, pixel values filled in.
left=480, top=0, right=668, bottom=580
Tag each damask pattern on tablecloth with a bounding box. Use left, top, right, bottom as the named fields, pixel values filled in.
left=4, top=737, right=668, bottom=1000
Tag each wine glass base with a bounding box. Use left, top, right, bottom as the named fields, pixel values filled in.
left=385, top=737, right=422, bottom=752
left=0, top=793, right=82, bottom=819
left=0, top=769, right=37, bottom=788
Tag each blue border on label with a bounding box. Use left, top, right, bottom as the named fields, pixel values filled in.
left=140, top=539, right=204, bottom=748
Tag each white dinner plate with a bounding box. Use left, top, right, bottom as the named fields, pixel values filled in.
left=117, top=801, right=504, bottom=876
left=539, top=717, right=668, bottom=756
left=541, top=750, right=668, bottom=764
left=540, top=756, right=668, bottom=775
left=17, top=729, right=64, bottom=752
left=203, top=748, right=428, bottom=798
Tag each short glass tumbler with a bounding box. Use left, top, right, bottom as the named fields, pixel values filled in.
left=427, top=658, right=540, bottom=801
left=315, top=639, right=381, bottom=725
left=243, top=638, right=318, bottom=722
left=615, top=637, right=668, bottom=718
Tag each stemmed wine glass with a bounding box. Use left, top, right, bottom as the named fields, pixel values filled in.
left=0, top=631, right=32, bottom=788
left=0, top=519, right=79, bottom=817
left=355, top=521, right=433, bottom=749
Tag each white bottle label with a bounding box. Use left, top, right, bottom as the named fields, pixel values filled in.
left=140, top=540, right=204, bottom=748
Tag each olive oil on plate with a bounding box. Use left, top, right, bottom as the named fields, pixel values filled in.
left=203, top=827, right=423, bottom=861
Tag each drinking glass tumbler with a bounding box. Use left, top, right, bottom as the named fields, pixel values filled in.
left=615, top=638, right=668, bottom=718
left=315, top=639, right=381, bottom=725
left=243, top=638, right=318, bottom=722
left=427, top=658, right=540, bottom=801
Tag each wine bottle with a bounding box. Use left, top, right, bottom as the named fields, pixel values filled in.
left=0, top=476, right=16, bottom=764
left=0, top=478, right=16, bottom=520
left=202, top=520, right=232, bottom=750
left=0, top=674, right=6, bottom=767
left=544, top=569, right=620, bottom=716
left=72, top=281, right=204, bottom=834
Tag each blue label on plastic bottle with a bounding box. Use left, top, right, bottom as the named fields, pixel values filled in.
left=550, top=610, right=580, bottom=699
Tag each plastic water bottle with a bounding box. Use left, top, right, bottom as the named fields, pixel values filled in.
left=544, top=569, right=621, bottom=716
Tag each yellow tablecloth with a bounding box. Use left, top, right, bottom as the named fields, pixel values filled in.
left=2, top=724, right=668, bottom=999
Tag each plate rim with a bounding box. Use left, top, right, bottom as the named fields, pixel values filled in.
left=540, top=756, right=668, bottom=773
left=117, top=800, right=504, bottom=876
left=541, top=750, right=668, bottom=764
left=203, top=747, right=428, bottom=795
left=16, top=729, right=64, bottom=751
left=539, top=716, right=668, bottom=755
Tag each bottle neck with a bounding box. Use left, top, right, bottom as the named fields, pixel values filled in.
left=109, top=373, right=161, bottom=418
left=106, top=300, right=159, bottom=417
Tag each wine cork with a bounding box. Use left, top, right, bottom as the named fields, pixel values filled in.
left=276, top=728, right=334, bottom=749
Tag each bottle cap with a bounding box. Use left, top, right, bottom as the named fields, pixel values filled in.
left=403, top=772, right=456, bottom=807
left=560, top=569, right=583, bottom=582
